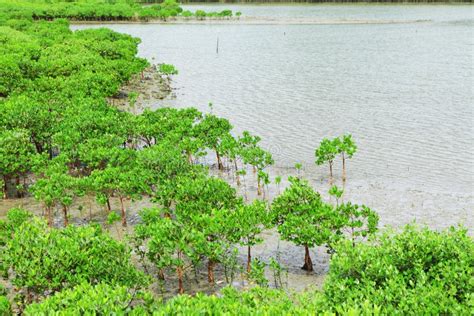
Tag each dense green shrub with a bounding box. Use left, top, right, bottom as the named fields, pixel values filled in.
left=0, top=295, right=10, bottom=316
left=2, top=217, right=149, bottom=299
left=23, top=283, right=384, bottom=315
left=0, top=0, right=238, bottom=22
left=24, top=283, right=155, bottom=315
left=321, top=225, right=474, bottom=314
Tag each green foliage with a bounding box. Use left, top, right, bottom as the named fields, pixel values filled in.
left=132, top=208, right=206, bottom=293
left=315, top=134, right=357, bottom=181
left=248, top=258, right=268, bottom=287
left=30, top=155, right=84, bottom=226
left=0, top=0, right=238, bottom=22
left=0, top=295, right=10, bottom=316
left=322, top=225, right=474, bottom=314
left=195, top=10, right=206, bottom=20
left=272, top=177, right=335, bottom=248
left=333, top=202, right=379, bottom=245
left=3, top=217, right=148, bottom=298
left=154, top=286, right=316, bottom=315
left=0, top=129, right=35, bottom=198
left=0, top=208, right=32, bottom=248
left=24, top=283, right=155, bottom=315
left=338, top=134, right=357, bottom=158
left=269, top=257, right=287, bottom=289
left=227, top=200, right=269, bottom=247
left=158, top=63, right=178, bottom=76
left=272, top=177, right=339, bottom=270
left=107, top=211, right=121, bottom=225
left=315, top=138, right=338, bottom=166
left=17, top=226, right=474, bottom=314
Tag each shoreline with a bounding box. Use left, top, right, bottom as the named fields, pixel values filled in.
left=71, top=17, right=432, bottom=25
left=107, top=65, right=174, bottom=111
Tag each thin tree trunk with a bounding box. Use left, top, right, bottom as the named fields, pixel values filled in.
left=119, top=196, right=127, bottom=227
left=247, top=245, right=252, bottom=273
left=187, top=151, right=193, bottom=164
left=106, top=197, right=111, bottom=212
left=3, top=176, right=8, bottom=199
left=234, top=160, right=241, bottom=186
left=46, top=206, right=53, bottom=228
left=301, top=245, right=313, bottom=272
left=216, top=150, right=223, bottom=170
left=208, top=259, right=215, bottom=284
left=177, top=265, right=184, bottom=294
left=16, top=176, right=21, bottom=198
left=329, top=161, right=334, bottom=185
left=351, top=226, right=355, bottom=247
left=257, top=178, right=262, bottom=196
left=62, top=205, right=68, bottom=227
left=342, top=153, right=346, bottom=182
left=158, top=269, right=165, bottom=280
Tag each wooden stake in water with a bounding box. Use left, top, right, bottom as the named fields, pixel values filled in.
left=216, top=37, right=219, bottom=54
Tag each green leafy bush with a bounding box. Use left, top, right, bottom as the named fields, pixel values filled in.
left=0, top=295, right=10, bottom=316
left=322, top=225, right=474, bottom=314
left=3, top=217, right=149, bottom=299
left=158, top=63, right=178, bottom=76
left=24, top=283, right=154, bottom=315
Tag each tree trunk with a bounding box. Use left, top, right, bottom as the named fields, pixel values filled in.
left=247, top=245, right=252, bottom=273
left=62, top=205, right=68, bottom=227
left=106, top=197, right=111, bottom=212
left=187, top=151, right=193, bottom=164
left=16, top=176, right=21, bottom=198
left=301, top=245, right=313, bottom=272
left=2, top=176, right=7, bottom=200
left=158, top=269, right=165, bottom=280
left=119, top=196, right=127, bottom=227
left=207, top=259, right=215, bottom=284
left=215, top=150, right=223, bottom=170
left=234, top=160, right=241, bottom=186
left=342, top=153, right=346, bottom=182
left=177, top=266, right=184, bottom=294
left=329, top=161, right=334, bottom=185
left=351, top=226, right=355, bottom=247
left=46, top=206, right=53, bottom=228
left=257, top=178, right=262, bottom=196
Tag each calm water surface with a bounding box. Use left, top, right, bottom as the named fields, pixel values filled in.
left=73, top=5, right=473, bottom=230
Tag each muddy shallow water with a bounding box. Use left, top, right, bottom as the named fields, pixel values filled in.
left=72, top=4, right=473, bottom=207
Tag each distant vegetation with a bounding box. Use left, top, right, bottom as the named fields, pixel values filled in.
left=0, top=0, right=238, bottom=22
left=180, top=0, right=470, bottom=3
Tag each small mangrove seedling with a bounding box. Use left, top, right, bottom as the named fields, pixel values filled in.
left=329, top=185, right=344, bottom=207
left=337, top=134, right=357, bottom=182
left=269, top=257, right=287, bottom=289
left=315, top=138, right=338, bottom=184
left=248, top=258, right=268, bottom=287
left=275, top=175, right=282, bottom=194
left=107, top=211, right=122, bottom=240
left=158, top=63, right=178, bottom=76
left=295, top=162, right=303, bottom=178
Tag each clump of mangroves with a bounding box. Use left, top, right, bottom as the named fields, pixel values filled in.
left=0, top=0, right=240, bottom=23
left=0, top=2, right=472, bottom=315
